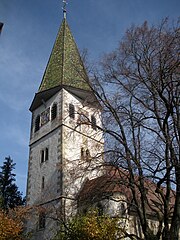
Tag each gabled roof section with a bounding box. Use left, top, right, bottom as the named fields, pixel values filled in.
left=38, top=19, right=91, bottom=92
left=78, top=167, right=175, bottom=217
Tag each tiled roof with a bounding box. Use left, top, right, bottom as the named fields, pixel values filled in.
left=38, top=19, right=91, bottom=92
left=78, top=167, right=175, bottom=216
left=78, top=173, right=131, bottom=203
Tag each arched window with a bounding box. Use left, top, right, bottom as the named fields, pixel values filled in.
left=51, top=103, right=57, bottom=120
left=91, top=115, right=97, bottom=130
left=35, top=115, right=40, bottom=132
left=69, top=104, right=75, bottom=119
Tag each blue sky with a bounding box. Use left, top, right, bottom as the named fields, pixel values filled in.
left=0, top=0, right=179, bottom=195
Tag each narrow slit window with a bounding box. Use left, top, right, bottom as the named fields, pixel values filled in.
left=45, top=148, right=49, bottom=161
left=69, top=104, right=75, bottom=119
left=91, top=115, right=97, bottom=130
left=35, top=115, right=40, bottom=132
left=120, top=203, right=126, bottom=215
left=97, top=203, right=104, bottom=216
left=41, top=150, right=44, bottom=163
left=39, top=212, right=46, bottom=229
left=81, top=147, right=84, bottom=160
left=51, top=103, right=57, bottom=120
left=86, top=149, right=90, bottom=161
left=42, top=176, right=45, bottom=190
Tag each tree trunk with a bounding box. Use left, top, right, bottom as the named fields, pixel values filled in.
left=169, top=166, right=180, bottom=240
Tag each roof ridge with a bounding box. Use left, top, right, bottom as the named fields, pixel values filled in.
left=62, top=18, right=66, bottom=85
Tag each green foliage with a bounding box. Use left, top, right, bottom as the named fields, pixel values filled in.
left=0, top=206, right=31, bottom=240
left=53, top=209, right=124, bottom=240
left=0, top=156, right=25, bottom=210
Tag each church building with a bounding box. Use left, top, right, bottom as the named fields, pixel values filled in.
left=26, top=4, right=175, bottom=240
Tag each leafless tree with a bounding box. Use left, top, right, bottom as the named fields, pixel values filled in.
left=90, top=18, right=180, bottom=240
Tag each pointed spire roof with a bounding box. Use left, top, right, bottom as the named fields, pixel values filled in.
left=38, top=19, right=91, bottom=92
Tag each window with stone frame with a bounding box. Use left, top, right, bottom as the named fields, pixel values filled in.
left=35, top=115, right=40, bottom=132
left=51, top=103, right=57, bottom=120
left=69, top=103, right=75, bottom=119
left=81, top=148, right=91, bottom=161
left=40, top=148, right=49, bottom=163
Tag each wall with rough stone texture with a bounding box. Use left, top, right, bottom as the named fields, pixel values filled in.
left=26, top=91, right=63, bottom=240
left=27, top=91, right=63, bottom=206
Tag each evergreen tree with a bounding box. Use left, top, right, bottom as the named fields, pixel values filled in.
left=0, top=156, right=25, bottom=209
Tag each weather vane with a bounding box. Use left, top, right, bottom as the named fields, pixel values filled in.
left=62, top=0, right=68, bottom=19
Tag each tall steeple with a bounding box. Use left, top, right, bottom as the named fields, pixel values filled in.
left=26, top=3, right=104, bottom=239
left=38, top=16, right=91, bottom=92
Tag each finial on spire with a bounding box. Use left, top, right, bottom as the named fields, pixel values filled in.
left=62, top=0, right=67, bottom=19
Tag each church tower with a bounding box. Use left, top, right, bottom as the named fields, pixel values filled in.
left=26, top=6, right=104, bottom=240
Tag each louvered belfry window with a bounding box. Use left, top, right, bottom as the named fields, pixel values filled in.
left=35, top=115, right=40, bottom=132
left=91, top=115, right=97, bottom=130
left=51, top=103, right=57, bottom=120
left=69, top=103, right=75, bottom=119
